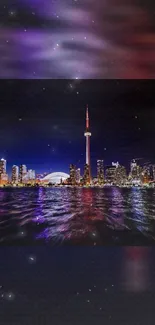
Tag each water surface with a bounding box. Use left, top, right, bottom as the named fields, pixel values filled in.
left=0, top=187, right=155, bottom=245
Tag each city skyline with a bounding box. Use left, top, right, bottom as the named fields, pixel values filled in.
left=0, top=80, right=155, bottom=176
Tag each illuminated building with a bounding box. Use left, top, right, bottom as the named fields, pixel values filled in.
left=105, top=162, right=127, bottom=185
left=152, top=165, right=155, bottom=181
left=105, top=165, right=116, bottom=185
left=84, top=105, right=91, bottom=184
left=27, top=169, right=35, bottom=181
left=130, top=159, right=137, bottom=173
left=97, top=160, right=104, bottom=185
left=69, top=164, right=76, bottom=185
left=0, top=172, right=8, bottom=185
left=19, top=165, right=27, bottom=183
left=76, top=168, right=81, bottom=184
left=129, top=159, right=142, bottom=184
left=112, top=161, right=119, bottom=168
left=115, top=165, right=127, bottom=185
left=0, top=159, right=8, bottom=185
left=0, top=158, right=6, bottom=174
left=83, top=164, right=91, bottom=185
left=141, top=164, right=154, bottom=184
left=12, top=165, right=19, bottom=184
left=42, top=172, right=69, bottom=184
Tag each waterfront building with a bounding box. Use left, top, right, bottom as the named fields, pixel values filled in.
left=0, top=159, right=8, bottom=185
left=76, top=168, right=81, bottom=184
left=19, top=165, right=27, bottom=183
left=83, top=164, right=91, bottom=185
left=0, top=158, right=6, bottom=174
left=97, top=160, right=104, bottom=185
left=12, top=165, right=19, bottom=184
left=129, top=159, right=142, bottom=184
left=69, top=164, right=76, bottom=185
left=42, top=172, right=69, bottom=185
left=115, top=165, right=127, bottom=185
left=27, top=169, right=35, bottom=180
left=105, top=165, right=116, bottom=184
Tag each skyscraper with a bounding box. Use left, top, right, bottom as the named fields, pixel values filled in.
left=0, top=158, right=6, bottom=174
left=105, top=165, right=117, bottom=185
left=69, top=164, right=76, bottom=185
left=97, top=160, right=104, bottom=185
left=129, top=159, right=142, bottom=184
left=84, top=105, right=91, bottom=184
left=83, top=164, right=90, bottom=185
left=0, top=159, right=8, bottom=185
left=115, top=164, right=127, bottom=185
left=19, top=165, right=27, bottom=183
left=12, top=165, right=19, bottom=184
left=27, top=169, right=35, bottom=181
left=152, top=165, right=155, bottom=181
left=76, top=168, right=81, bottom=184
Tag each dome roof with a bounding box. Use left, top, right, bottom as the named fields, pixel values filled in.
left=42, top=172, right=69, bottom=184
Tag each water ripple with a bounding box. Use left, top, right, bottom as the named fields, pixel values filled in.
left=0, top=187, right=155, bottom=245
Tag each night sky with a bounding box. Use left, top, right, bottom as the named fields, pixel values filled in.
left=0, top=0, right=155, bottom=78
left=0, top=247, right=155, bottom=325
left=0, top=80, right=155, bottom=176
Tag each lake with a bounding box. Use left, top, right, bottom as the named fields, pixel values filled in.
left=0, top=187, right=155, bottom=245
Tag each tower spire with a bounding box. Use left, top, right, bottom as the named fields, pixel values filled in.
left=86, top=104, right=89, bottom=130
left=84, top=105, right=91, bottom=184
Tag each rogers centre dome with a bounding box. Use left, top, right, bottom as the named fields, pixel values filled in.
left=42, top=172, right=69, bottom=184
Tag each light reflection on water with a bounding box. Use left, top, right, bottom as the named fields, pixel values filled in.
left=0, top=187, right=155, bottom=244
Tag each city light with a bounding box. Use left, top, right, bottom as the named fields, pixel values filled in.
left=0, top=107, right=155, bottom=188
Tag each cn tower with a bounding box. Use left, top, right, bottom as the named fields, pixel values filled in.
left=84, top=105, right=91, bottom=181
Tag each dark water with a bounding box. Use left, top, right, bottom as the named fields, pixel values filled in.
left=0, top=187, right=155, bottom=245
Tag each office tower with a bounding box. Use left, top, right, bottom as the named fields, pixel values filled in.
left=0, top=159, right=8, bottom=185
left=130, top=159, right=137, bottom=173
left=105, top=165, right=117, bottom=185
left=115, top=165, right=127, bottom=185
left=83, top=164, right=90, bottom=185
left=97, top=160, right=104, bottom=185
left=0, top=158, right=6, bottom=174
left=69, top=164, right=76, bottom=185
left=141, top=165, right=152, bottom=184
left=0, top=173, right=8, bottom=185
left=130, top=159, right=141, bottom=180
left=112, top=161, right=119, bottom=168
left=19, top=165, right=27, bottom=183
left=12, top=165, right=19, bottom=184
left=76, top=168, right=81, bottom=184
left=84, top=105, right=91, bottom=184
left=27, top=169, right=35, bottom=180
left=129, top=159, right=142, bottom=185
left=152, top=165, right=155, bottom=181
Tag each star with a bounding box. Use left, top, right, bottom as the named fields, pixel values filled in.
left=9, top=10, right=16, bottom=17
left=28, top=255, right=36, bottom=264
left=6, top=292, right=15, bottom=301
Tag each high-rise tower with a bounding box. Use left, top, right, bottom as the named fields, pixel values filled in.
left=84, top=105, right=91, bottom=183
